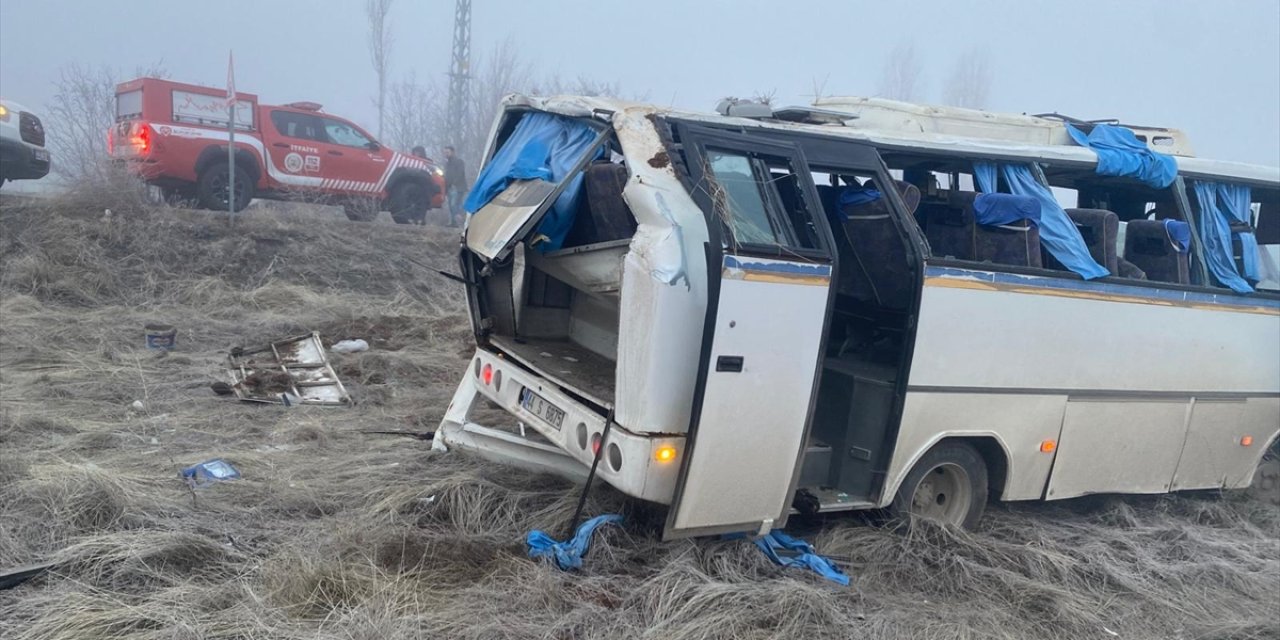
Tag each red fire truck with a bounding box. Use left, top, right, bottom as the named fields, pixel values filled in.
left=109, top=77, right=444, bottom=223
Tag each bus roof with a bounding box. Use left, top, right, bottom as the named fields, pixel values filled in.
left=508, top=94, right=1280, bottom=189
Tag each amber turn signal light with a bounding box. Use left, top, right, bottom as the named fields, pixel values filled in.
left=1040, top=440, right=1057, bottom=453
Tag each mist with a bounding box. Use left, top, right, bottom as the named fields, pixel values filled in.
left=2, top=0, right=1277, bottom=166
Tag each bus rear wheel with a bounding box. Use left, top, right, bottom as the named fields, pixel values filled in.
left=1249, top=442, right=1280, bottom=507
left=889, top=441, right=988, bottom=529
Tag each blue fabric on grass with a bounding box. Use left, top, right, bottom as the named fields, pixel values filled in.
left=1192, top=181, right=1253, bottom=293
left=755, top=531, right=850, bottom=586
left=462, top=112, right=602, bottom=252
left=1065, top=124, right=1178, bottom=189
left=726, top=531, right=850, bottom=586
left=974, top=162, right=1110, bottom=279
left=526, top=514, right=623, bottom=571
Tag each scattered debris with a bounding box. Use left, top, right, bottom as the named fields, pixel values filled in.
left=181, top=458, right=241, bottom=488
left=330, top=339, right=369, bottom=354
left=360, top=429, right=434, bottom=441
left=527, top=514, right=623, bottom=570
left=144, top=323, right=177, bottom=350
left=130, top=400, right=146, bottom=412
left=210, top=381, right=234, bottom=396
left=734, top=530, right=850, bottom=586
left=226, top=332, right=352, bottom=406
left=0, top=561, right=58, bottom=591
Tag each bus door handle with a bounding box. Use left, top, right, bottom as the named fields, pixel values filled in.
left=328, top=150, right=343, bottom=156
left=716, top=355, right=744, bottom=372
left=272, top=142, right=290, bottom=149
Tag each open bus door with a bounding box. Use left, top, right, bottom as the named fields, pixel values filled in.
left=664, top=125, right=836, bottom=539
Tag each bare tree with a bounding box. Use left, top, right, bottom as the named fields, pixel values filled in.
left=383, top=73, right=443, bottom=153
left=46, top=62, right=166, bottom=183
left=366, top=0, right=394, bottom=140
left=380, top=38, right=621, bottom=182
left=878, top=42, right=924, bottom=102
left=942, top=48, right=993, bottom=109
left=534, top=74, right=623, bottom=99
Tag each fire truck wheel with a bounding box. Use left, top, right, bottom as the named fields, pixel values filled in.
left=388, top=180, right=430, bottom=225
left=197, top=162, right=254, bottom=212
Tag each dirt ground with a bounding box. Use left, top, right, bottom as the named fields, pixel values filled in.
left=1, top=195, right=1277, bottom=640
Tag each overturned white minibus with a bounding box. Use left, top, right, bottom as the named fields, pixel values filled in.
left=435, top=95, right=1280, bottom=539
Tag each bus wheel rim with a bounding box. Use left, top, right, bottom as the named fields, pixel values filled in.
left=910, top=463, right=971, bottom=525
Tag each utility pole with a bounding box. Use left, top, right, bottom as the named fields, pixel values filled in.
left=446, top=0, right=471, bottom=151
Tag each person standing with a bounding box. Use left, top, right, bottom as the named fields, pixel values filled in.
left=443, top=145, right=467, bottom=227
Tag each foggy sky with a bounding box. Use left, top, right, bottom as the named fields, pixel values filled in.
left=1, top=0, right=1277, bottom=166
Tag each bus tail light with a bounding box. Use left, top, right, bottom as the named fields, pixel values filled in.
left=481, top=363, right=493, bottom=386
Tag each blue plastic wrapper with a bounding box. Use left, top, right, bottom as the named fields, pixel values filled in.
left=181, top=459, right=241, bottom=488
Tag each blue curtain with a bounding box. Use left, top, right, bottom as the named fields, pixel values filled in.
left=1216, top=183, right=1259, bottom=285
left=974, top=162, right=1110, bottom=279
left=1065, top=124, right=1178, bottom=189
left=463, top=112, right=602, bottom=252
left=972, top=193, right=1040, bottom=227
left=1192, top=181, right=1254, bottom=293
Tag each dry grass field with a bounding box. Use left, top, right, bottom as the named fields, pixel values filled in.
left=1, top=193, right=1277, bottom=639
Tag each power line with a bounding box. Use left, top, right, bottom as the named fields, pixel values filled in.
left=446, top=0, right=471, bottom=148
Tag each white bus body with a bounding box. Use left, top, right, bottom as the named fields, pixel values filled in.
left=436, top=95, right=1280, bottom=539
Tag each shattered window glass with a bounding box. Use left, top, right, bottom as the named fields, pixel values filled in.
left=705, top=150, right=797, bottom=248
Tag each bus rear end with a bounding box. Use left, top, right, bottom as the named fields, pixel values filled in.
left=434, top=100, right=698, bottom=507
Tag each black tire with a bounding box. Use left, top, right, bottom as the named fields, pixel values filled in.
left=888, top=441, right=988, bottom=529
left=196, top=162, right=254, bottom=212
left=1249, top=441, right=1280, bottom=507
left=388, top=179, right=431, bottom=225
left=343, top=197, right=379, bottom=222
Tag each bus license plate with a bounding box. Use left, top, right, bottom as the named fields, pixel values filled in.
left=520, top=387, right=565, bottom=429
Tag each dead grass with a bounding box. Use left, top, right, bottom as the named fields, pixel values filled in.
left=1, top=192, right=1277, bottom=639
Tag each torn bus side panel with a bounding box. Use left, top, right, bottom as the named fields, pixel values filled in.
left=227, top=332, right=351, bottom=406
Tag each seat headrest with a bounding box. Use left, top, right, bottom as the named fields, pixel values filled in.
left=860, top=179, right=920, bottom=215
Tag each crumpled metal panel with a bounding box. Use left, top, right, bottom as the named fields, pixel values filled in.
left=227, top=332, right=351, bottom=406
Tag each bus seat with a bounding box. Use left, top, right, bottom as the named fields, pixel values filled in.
left=924, top=191, right=1042, bottom=268
left=563, top=161, right=637, bottom=247
left=1257, top=201, right=1279, bottom=245
left=837, top=181, right=916, bottom=309
left=1118, top=260, right=1147, bottom=280
left=817, top=184, right=873, bottom=304
left=1124, top=219, right=1190, bottom=284
left=1046, top=208, right=1119, bottom=273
